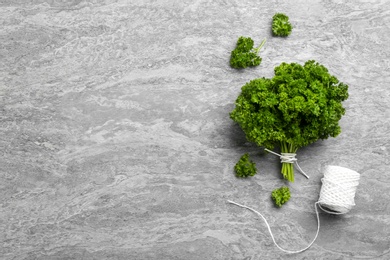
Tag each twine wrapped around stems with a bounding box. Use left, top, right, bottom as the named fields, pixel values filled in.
left=264, top=148, right=310, bottom=179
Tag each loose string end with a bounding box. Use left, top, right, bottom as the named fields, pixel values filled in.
left=227, top=200, right=321, bottom=254
left=295, top=161, right=310, bottom=179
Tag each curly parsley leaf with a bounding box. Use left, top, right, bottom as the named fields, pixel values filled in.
left=272, top=186, right=291, bottom=207
left=272, top=13, right=292, bottom=37
left=230, top=36, right=266, bottom=69
left=234, top=153, right=257, bottom=178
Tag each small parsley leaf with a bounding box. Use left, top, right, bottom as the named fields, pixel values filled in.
left=271, top=186, right=291, bottom=207
left=234, top=153, right=257, bottom=178
left=230, top=36, right=266, bottom=69
left=272, top=13, right=292, bottom=37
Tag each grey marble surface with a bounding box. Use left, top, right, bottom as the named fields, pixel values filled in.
left=1, top=0, right=390, bottom=259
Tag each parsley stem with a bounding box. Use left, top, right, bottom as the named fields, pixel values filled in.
left=253, top=38, right=267, bottom=54
left=280, top=141, right=295, bottom=182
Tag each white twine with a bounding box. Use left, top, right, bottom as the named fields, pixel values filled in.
left=228, top=165, right=360, bottom=254
left=264, top=148, right=310, bottom=179
left=318, top=165, right=360, bottom=214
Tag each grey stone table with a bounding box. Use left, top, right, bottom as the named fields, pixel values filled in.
left=1, top=1, right=389, bottom=259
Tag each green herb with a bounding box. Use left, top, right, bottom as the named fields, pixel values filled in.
left=271, top=186, right=291, bottom=207
left=230, top=60, right=349, bottom=181
left=272, top=13, right=292, bottom=37
left=230, top=37, right=266, bottom=69
left=234, top=153, right=257, bottom=178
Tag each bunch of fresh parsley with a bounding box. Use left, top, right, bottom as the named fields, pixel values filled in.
left=230, top=60, right=349, bottom=182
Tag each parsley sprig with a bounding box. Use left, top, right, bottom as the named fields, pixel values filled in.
left=230, top=36, right=266, bottom=69
left=272, top=186, right=291, bottom=207
left=234, top=153, right=257, bottom=178
left=272, top=13, right=292, bottom=37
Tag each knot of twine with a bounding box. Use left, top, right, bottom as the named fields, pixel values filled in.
left=264, top=148, right=309, bottom=179
left=227, top=165, right=360, bottom=254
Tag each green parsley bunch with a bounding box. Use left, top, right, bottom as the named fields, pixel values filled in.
left=230, top=60, right=349, bottom=181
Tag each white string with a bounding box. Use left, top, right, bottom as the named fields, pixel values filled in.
left=227, top=165, right=360, bottom=254
left=227, top=200, right=321, bottom=254
left=264, top=148, right=310, bottom=179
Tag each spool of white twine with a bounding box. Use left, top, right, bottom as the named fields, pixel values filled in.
left=228, top=165, right=360, bottom=254
left=318, top=165, right=360, bottom=214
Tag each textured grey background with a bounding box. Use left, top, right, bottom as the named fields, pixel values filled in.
left=1, top=0, right=390, bottom=259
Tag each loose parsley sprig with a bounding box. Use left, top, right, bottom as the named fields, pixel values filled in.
left=272, top=13, right=292, bottom=37
left=234, top=153, right=257, bottom=178
left=230, top=37, right=266, bottom=69
left=272, top=186, right=291, bottom=207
